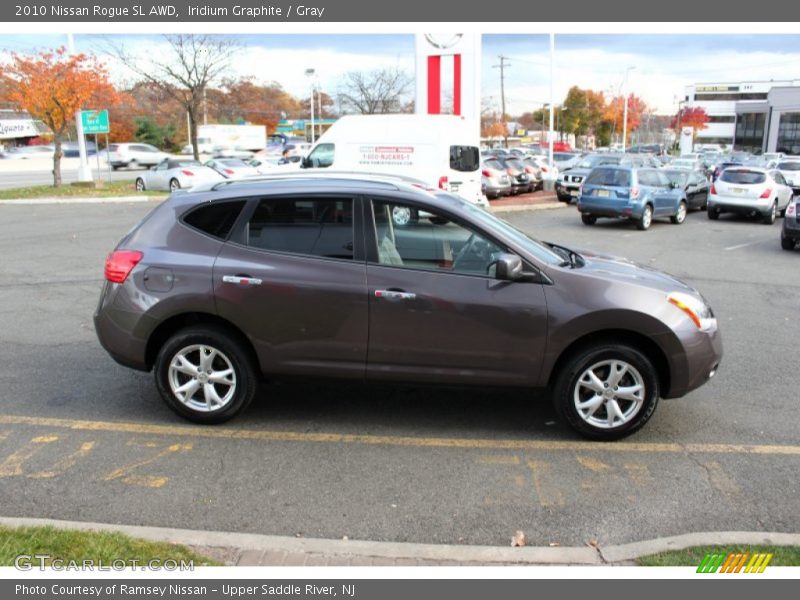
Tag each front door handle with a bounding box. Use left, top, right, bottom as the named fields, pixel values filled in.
left=222, top=275, right=262, bottom=286
left=375, top=289, right=416, bottom=301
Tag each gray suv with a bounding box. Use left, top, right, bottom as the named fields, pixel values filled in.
left=95, top=174, right=722, bottom=440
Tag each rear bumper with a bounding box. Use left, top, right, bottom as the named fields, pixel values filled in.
left=577, top=197, right=644, bottom=219
left=708, top=193, right=772, bottom=214
left=783, top=216, right=800, bottom=238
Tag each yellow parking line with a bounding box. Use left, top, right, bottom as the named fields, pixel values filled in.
left=1, top=414, right=800, bottom=456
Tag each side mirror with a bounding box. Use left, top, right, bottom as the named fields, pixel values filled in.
left=670, top=181, right=679, bottom=189
left=301, top=156, right=311, bottom=169
left=494, top=253, right=524, bottom=281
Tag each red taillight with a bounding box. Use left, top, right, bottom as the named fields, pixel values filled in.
left=438, top=176, right=448, bottom=190
left=506, top=168, right=515, bottom=176
left=787, top=203, right=796, bottom=216
left=181, top=169, right=194, bottom=176
left=104, top=250, right=143, bottom=284
left=710, top=183, right=717, bottom=195
left=759, top=188, right=772, bottom=199
left=524, top=165, right=536, bottom=173
left=224, top=168, right=235, bottom=175
left=630, top=186, right=640, bottom=199
left=481, top=169, right=491, bottom=177
left=540, top=165, right=549, bottom=172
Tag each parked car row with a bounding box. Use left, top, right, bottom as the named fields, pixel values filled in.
left=134, top=158, right=262, bottom=192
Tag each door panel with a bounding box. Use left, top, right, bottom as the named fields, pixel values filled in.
left=213, top=196, right=368, bottom=379
left=366, top=267, right=547, bottom=385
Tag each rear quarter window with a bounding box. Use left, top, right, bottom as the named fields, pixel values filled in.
left=183, top=201, right=247, bottom=240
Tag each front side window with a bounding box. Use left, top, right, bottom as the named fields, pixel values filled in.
left=247, top=197, right=353, bottom=260
left=371, top=200, right=504, bottom=277
left=306, top=143, right=334, bottom=168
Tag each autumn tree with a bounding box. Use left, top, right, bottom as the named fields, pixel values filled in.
left=337, top=68, right=413, bottom=115
left=0, top=47, right=118, bottom=186
left=603, top=93, right=648, bottom=144
left=671, top=106, right=710, bottom=140
left=108, top=34, right=239, bottom=160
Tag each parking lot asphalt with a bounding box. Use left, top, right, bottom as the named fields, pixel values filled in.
left=0, top=200, right=798, bottom=548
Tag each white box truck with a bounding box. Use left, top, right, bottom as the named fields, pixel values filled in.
left=182, top=124, right=267, bottom=155
left=300, top=115, right=487, bottom=209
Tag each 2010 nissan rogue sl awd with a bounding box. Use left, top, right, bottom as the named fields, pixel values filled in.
left=94, top=174, right=722, bottom=440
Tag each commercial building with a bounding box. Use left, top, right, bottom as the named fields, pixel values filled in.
left=0, top=109, right=48, bottom=149
left=736, top=87, right=800, bottom=156
left=684, top=80, right=800, bottom=148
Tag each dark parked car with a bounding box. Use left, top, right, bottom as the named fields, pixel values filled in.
left=781, top=197, right=800, bottom=250
left=578, top=166, right=687, bottom=230
left=662, top=169, right=709, bottom=211
left=95, top=174, right=722, bottom=440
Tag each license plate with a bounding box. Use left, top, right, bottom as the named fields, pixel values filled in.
left=596, top=189, right=610, bottom=197
left=731, top=187, right=745, bottom=194
left=450, top=184, right=460, bottom=192
left=570, top=190, right=580, bottom=196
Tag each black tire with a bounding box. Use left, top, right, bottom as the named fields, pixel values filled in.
left=154, top=325, right=258, bottom=424
left=111, top=165, right=120, bottom=171
left=763, top=201, right=777, bottom=225
left=169, top=178, right=180, bottom=192
left=781, top=232, right=796, bottom=251
left=636, top=204, right=653, bottom=230
left=135, top=178, right=145, bottom=192
left=670, top=201, right=687, bottom=225
left=552, top=343, right=660, bottom=441
left=707, top=206, right=719, bottom=220
left=581, top=213, right=597, bottom=225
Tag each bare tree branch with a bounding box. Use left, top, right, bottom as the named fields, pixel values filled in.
left=337, top=68, right=413, bottom=115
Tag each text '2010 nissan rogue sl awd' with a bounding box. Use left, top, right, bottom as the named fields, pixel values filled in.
left=95, top=173, right=722, bottom=440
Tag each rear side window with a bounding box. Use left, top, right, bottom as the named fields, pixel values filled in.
left=246, top=197, right=353, bottom=260
left=720, top=170, right=766, bottom=184
left=183, top=201, right=246, bottom=240
left=450, top=146, right=480, bottom=172
left=778, top=162, right=800, bottom=171
left=484, top=159, right=503, bottom=171
left=585, top=168, right=631, bottom=187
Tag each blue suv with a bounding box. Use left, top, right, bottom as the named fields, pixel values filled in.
left=577, top=166, right=687, bottom=230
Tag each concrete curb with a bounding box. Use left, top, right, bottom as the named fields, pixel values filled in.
left=0, top=196, right=166, bottom=205
left=490, top=201, right=568, bottom=213
left=2, top=517, right=798, bottom=565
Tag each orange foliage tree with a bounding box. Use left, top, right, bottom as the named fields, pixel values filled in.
left=602, top=93, right=648, bottom=144
left=0, top=47, right=119, bottom=186
left=670, top=106, right=710, bottom=140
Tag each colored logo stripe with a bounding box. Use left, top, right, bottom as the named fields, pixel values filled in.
left=697, top=552, right=772, bottom=573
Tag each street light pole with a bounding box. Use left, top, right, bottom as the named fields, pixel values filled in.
left=622, top=66, right=635, bottom=152
left=66, top=33, right=92, bottom=183
left=305, top=68, right=316, bottom=143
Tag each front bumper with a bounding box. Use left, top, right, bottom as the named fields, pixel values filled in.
left=664, top=322, right=723, bottom=399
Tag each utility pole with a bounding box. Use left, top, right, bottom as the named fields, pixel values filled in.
left=493, top=55, right=510, bottom=146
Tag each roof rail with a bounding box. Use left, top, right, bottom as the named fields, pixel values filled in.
left=197, top=170, right=433, bottom=193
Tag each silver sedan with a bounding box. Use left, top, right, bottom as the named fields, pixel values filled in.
left=135, top=159, right=224, bottom=192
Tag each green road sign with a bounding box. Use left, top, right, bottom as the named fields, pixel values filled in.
left=80, top=110, right=109, bottom=134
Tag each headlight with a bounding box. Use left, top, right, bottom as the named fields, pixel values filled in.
left=667, top=292, right=716, bottom=332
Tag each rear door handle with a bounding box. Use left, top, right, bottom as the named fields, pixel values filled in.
left=375, top=289, right=416, bottom=301
left=222, top=275, right=262, bottom=286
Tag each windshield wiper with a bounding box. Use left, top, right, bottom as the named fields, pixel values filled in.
left=546, top=242, right=583, bottom=268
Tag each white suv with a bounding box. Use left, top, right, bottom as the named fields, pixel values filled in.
left=108, top=143, right=169, bottom=170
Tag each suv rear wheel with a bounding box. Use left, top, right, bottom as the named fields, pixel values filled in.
left=763, top=201, right=777, bottom=225
left=154, top=326, right=257, bottom=424
left=552, top=343, right=660, bottom=440
left=636, top=205, right=653, bottom=230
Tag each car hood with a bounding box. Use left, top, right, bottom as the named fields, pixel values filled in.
left=570, top=247, right=698, bottom=295
left=562, top=167, right=592, bottom=177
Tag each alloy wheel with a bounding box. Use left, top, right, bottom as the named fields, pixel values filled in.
left=573, top=359, right=646, bottom=429
left=167, top=344, right=236, bottom=412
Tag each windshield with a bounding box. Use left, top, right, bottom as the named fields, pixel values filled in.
left=778, top=162, right=800, bottom=171
left=720, top=170, right=766, bottom=184
left=576, top=155, right=620, bottom=169
left=435, top=193, right=564, bottom=266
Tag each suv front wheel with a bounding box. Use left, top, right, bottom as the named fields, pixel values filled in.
left=154, top=326, right=258, bottom=424
left=552, top=343, right=660, bottom=440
